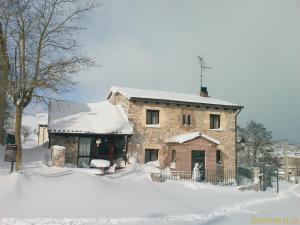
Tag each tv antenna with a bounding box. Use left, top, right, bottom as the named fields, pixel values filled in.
left=197, top=56, right=212, bottom=90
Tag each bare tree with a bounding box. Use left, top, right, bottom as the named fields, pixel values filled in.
left=0, top=13, right=10, bottom=144
left=1, top=0, right=99, bottom=171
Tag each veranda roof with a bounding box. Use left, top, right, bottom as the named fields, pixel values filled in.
left=48, top=100, right=133, bottom=135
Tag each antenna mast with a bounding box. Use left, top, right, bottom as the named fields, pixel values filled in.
left=197, top=56, right=212, bottom=91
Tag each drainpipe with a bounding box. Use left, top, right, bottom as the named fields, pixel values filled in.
left=235, top=108, right=242, bottom=185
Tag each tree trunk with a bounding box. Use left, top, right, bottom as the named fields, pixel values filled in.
left=0, top=22, right=9, bottom=145
left=15, top=104, right=23, bottom=171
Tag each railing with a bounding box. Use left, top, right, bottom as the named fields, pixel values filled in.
left=159, top=167, right=236, bottom=186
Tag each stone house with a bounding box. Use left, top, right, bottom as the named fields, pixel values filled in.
left=48, top=86, right=243, bottom=172
left=107, top=86, right=243, bottom=171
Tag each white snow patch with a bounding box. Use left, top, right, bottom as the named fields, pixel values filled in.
left=0, top=145, right=299, bottom=225
left=109, top=86, right=242, bottom=108
left=165, top=132, right=220, bottom=145
left=48, top=100, right=133, bottom=134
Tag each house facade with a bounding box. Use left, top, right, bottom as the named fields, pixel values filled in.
left=107, top=86, right=243, bottom=171
left=48, top=86, right=243, bottom=172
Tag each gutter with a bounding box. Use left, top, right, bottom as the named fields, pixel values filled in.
left=235, top=107, right=243, bottom=185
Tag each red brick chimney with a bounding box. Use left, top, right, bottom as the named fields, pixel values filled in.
left=200, top=87, right=208, bottom=97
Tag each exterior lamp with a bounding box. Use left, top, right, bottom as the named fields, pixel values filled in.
left=240, top=137, right=245, bottom=148
left=96, top=138, right=102, bottom=147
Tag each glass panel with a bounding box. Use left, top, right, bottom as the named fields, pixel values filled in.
left=153, top=111, right=158, bottom=124
left=182, top=114, right=186, bottom=125
left=145, top=150, right=150, bottom=163
left=78, top=157, right=90, bottom=168
left=151, top=150, right=158, bottom=161
left=188, top=115, right=191, bottom=125
left=79, top=137, right=91, bottom=157
left=146, top=110, right=152, bottom=124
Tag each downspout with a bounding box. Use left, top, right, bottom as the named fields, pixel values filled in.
left=235, top=108, right=242, bottom=186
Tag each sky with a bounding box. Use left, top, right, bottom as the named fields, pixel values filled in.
left=28, top=0, right=300, bottom=143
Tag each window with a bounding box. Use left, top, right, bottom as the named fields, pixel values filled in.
left=210, top=114, right=220, bottom=129
left=172, top=150, right=176, bottom=163
left=183, top=114, right=191, bottom=126
left=145, top=149, right=158, bottom=163
left=216, top=150, right=222, bottom=164
left=187, top=114, right=191, bottom=126
left=146, top=110, right=159, bottom=125
left=182, top=114, right=186, bottom=125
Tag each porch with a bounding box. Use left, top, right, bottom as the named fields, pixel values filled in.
left=77, top=135, right=129, bottom=168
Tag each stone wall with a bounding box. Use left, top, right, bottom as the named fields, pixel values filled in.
left=108, top=93, right=238, bottom=169
left=49, top=134, right=79, bottom=165
left=38, top=126, right=49, bottom=146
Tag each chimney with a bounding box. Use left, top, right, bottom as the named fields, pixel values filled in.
left=200, top=87, right=208, bottom=97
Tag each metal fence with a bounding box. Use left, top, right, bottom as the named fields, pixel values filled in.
left=157, top=166, right=299, bottom=192
left=160, top=167, right=236, bottom=186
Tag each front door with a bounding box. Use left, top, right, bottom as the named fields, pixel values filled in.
left=191, top=150, right=205, bottom=180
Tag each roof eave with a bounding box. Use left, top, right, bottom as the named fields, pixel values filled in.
left=48, top=130, right=133, bottom=136
left=130, top=97, right=243, bottom=110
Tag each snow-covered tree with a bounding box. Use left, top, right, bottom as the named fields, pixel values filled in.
left=238, top=120, right=280, bottom=168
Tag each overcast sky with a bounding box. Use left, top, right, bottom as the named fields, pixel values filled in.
left=30, top=0, right=300, bottom=143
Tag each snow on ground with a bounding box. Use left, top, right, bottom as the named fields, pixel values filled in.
left=22, top=133, right=39, bottom=149
left=0, top=145, right=299, bottom=225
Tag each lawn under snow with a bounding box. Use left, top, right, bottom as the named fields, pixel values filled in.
left=0, top=146, right=299, bottom=225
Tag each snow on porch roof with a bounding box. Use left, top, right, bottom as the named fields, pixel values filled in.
left=165, top=132, right=220, bottom=145
left=48, top=100, right=133, bottom=135
left=109, top=86, right=243, bottom=108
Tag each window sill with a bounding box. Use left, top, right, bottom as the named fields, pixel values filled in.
left=210, top=128, right=224, bottom=132
left=145, top=124, right=160, bottom=128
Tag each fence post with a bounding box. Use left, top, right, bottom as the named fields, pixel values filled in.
left=277, top=168, right=279, bottom=194
left=237, top=167, right=239, bottom=186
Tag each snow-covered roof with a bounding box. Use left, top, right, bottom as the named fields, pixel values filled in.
left=165, top=132, right=220, bottom=145
left=109, top=86, right=242, bottom=108
left=36, top=113, right=48, bottom=125
left=48, top=100, right=133, bottom=135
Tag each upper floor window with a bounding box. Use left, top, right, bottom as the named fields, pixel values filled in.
left=182, top=114, right=186, bottom=125
left=210, top=114, right=220, bottom=129
left=182, top=114, right=191, bottom=126
left=146, top=110, right=159, bottom=125
left=187, top=115, right=191, bottom=126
